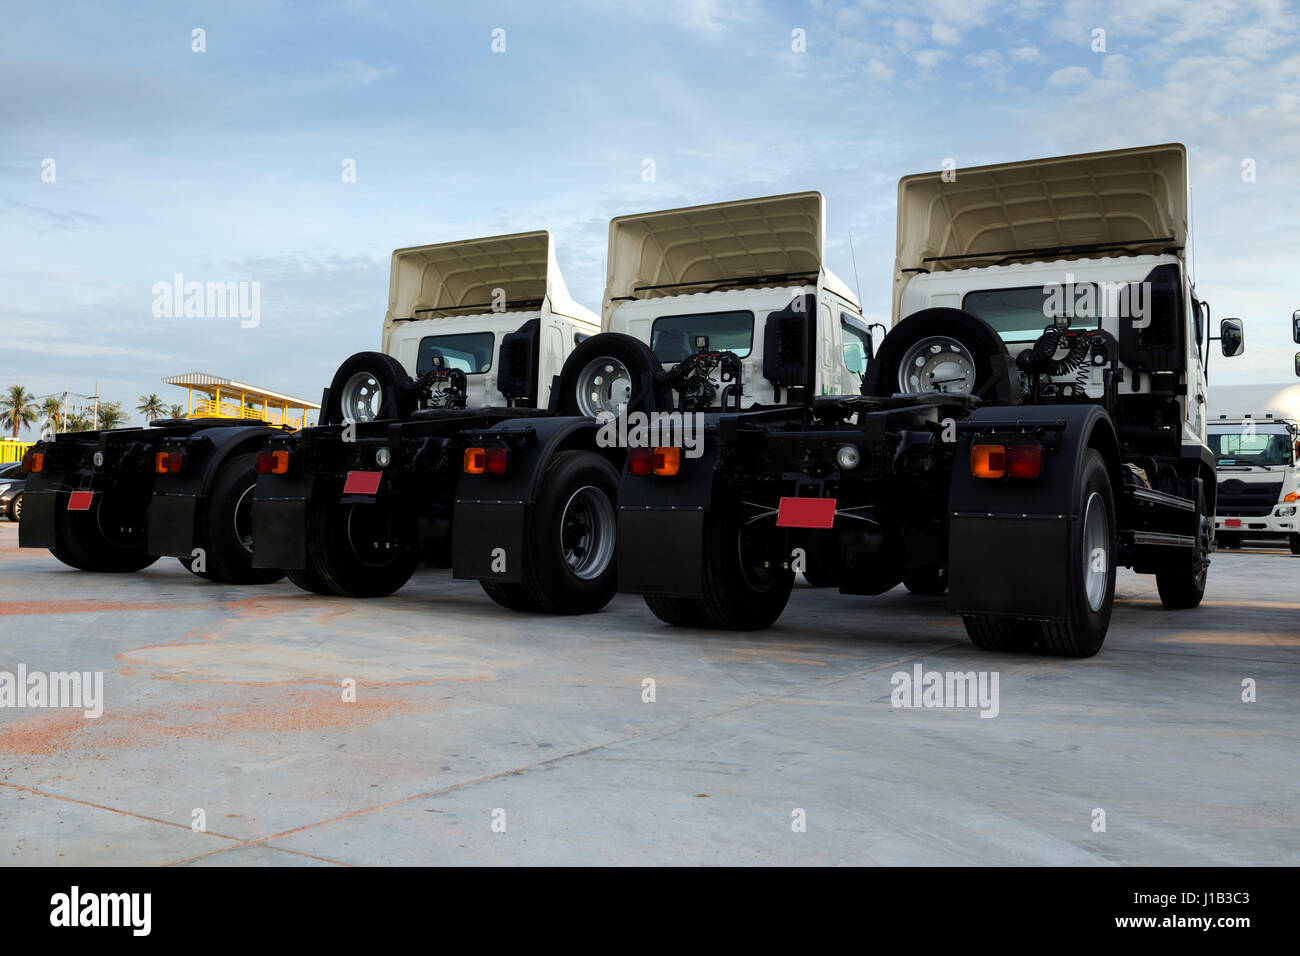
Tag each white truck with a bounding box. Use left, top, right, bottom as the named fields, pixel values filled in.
left=1208, top=383, right=1300, bottom=554
left=250, top=230, right=605, bottom=599
left=516, top=143, right=1245, bottom=657
left=451, top=192, right=875, bottom=607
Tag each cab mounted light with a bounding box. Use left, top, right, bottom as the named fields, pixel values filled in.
left=255, top=449, right=290, bottom=475
left=22, top=450, right=44, bottom=473
left=463, top=447, right=507, bottom=475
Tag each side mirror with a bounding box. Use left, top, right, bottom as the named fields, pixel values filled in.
left=1293, top=309, right=1300, bottom=344
left=1220, top=317, right=1245, bottom=357
left=1294, top=351, right=1300, bottom=378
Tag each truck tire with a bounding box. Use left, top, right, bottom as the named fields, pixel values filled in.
left=186, top=453, right=286, bottom=585
left=903, top=566, right=948, bottom=595
left=1216, top=533, right=1240, bottom=549
left=50, top=542, right=91, bottom=571
left=1290, top=534, right=1300, bottom=556
left=962, top=615, right=1035, bottom=652
left=696, top=502, right=793, bottom=630
left=865, top=308, right=1016, bottom=403
left=515, top=451, right=620, bottom=614
left=554, top=334, right=672, bottom=418
left=1155, top=486, right=1210, bottom=610
left=963, top=450, right=1115, bottom=656
left=324, top=351, right=417, bottom=425
left=305, top=496, right=420, bottom=597
left=480, top=580, right=544, bottom=612
left=286, top=565, right=335, bottom=595
left=56, top=491, right=159, bottom=573
left=644, top=594, right=708, bottom=626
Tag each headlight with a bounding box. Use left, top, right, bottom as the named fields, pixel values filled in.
left=92, top=451, right=105, bottom=468
left=375, top=447, right=392, bottom=468
left=0, top=484, right=9, bottom=496
left=1276, top=506, right=1297, bottom=517
left=835, top=444, right=861, bottom=470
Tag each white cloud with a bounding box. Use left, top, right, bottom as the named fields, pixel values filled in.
left=1010, top=45, right=1042, bottom=62
left=1047, top=65, right=1094, bottom=86
left=866, top=59, right=895, bottom=83
left=914, top=48, right=949, bottom=70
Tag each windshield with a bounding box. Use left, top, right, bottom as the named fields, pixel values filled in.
left=417, top=332, right=494, bottom=375
left=1208, top=425, right=1294, bottom=466
left=650, top=311, right=753, bottom=363
left=963, top=285, right=1102, bottom=342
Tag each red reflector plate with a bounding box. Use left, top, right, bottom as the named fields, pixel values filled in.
left=343, top=471, right=382, bottom=495
left=776, top=497, right=837, bottom=529
left=68, top=491, right=94, bottom=511
left=1223, top=518, right=1242, bottom=528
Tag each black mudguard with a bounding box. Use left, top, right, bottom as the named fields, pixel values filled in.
left=148, top=425, right=278, bottom=557
left=616, top=437, right=720, bottom=597
left=452, top=416, right=608, bottom=584
left=251, top=473, right=313, bottom=569
left=947, top=404, right=1119, bottom=620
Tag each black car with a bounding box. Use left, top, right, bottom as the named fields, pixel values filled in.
left=0, top=461, right=27, bottom=521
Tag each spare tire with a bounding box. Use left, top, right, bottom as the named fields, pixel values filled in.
left=554, top=333, right=673, bottom=417
left=864, top=308, right=1019, bottom=405
left=324, top=351, right=418, bottom=425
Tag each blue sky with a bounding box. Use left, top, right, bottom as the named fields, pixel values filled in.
left=2, top=0, right=1298, bottom=429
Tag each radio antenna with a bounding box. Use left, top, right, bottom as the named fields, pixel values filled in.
left=848, top=232, right=864, bottom=307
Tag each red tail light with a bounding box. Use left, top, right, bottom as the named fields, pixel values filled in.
left=22, top=450, right=44, bottom=473
left=971, top=442, right=1042, bottom=479
left=628, top=447, right=652, bottom=476
left=154, top=450, right=185, bottom=474
left=463, top=447, right=507, bottom=475
left=1006, top=444, right=1042, bottom=479
left=255, top=449, right=290, bottom=475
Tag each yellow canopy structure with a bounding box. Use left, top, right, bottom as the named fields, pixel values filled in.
left=163, top=373, right=319, bottom=430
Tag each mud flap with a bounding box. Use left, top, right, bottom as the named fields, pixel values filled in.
left=947, top=514, right=1070, bottom=619
left=17, top=490, right=58, bottom=549
left=148, top=494, right=197, bottom=557
left=617, top=509, right=705, bottom=596
left=252, top=496, right=308, bottom=569
left=452, top=502, right=526, bottom=583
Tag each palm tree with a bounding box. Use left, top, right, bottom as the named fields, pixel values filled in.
left=64, top=410, right=92, bottom=432
left=1, top=385, right=39, bottom=439
left=168, top=403, right=186, bottom=420
left=136, top=393, right=165, bottom=423
left=40, top=395, right=63, bottom=433
left=99, top=401, right=126, bottom=429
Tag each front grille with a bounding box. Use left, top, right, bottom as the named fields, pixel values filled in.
left=1216, top=478, right=1283, bottom=517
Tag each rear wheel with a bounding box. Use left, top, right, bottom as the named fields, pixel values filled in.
left=801, top=567, right=838, bottom=588
left=963, top=450, right=1115, bottom=657
left=9, top=492, right=22, bottom=522
left=695, top=502, right=793, bottom=630
left=306, top=493, right=419, bottom=597
left=1156, top=486, right=1210, bottom=610
left=1217, top=533, right=1240, bottom=549
left=55, top=489, right=159, bottom=573
left=286, top=565, right=336, bottom=595
left=513, top=451, right=620, bottom=614
left=1290, top=534, right=1300, bottom=556
left=192, top=453, right=285, bottom=585
left=644, top=594, right=708, bottom=626
left=480, top=580, right=545, bottom=612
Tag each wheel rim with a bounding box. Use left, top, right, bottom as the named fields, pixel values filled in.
left=574, top=357, right=632, bottom=418
left=12, top=495, right=20, bottom=520
left=560, top=485, right=615, bottom=580
left=233, top=484, right=255, bottom=553
left=1082, top=491, right=1110, bottom=612
left=344, top=503, right=400, bottom=568
left=898, top=336, right=977, bottom=394
left=340, top=371, right=384, bottom=422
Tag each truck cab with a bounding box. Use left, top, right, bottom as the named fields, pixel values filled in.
left=1207, top=384, right=1300, bottom=553
left=380, top=231, right=598, bottom=411
left=556, top=192, right=870, bottom=419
